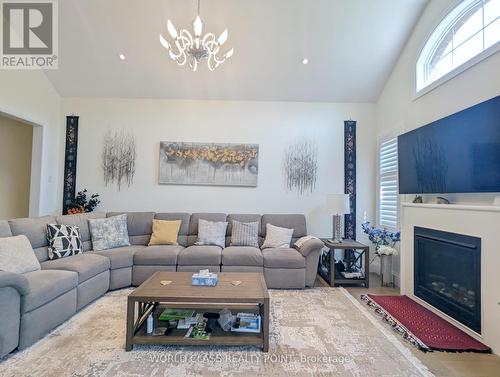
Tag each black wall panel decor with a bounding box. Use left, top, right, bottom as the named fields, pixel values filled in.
left=344, top=120, right=356, bottom=239
left=62, top=116, right=79, bottom=214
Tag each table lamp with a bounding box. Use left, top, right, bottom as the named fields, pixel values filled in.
left=326, top=194, right=350, bottom=243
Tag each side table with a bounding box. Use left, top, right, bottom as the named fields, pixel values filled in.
left=318, top=239, right=369, bottom=287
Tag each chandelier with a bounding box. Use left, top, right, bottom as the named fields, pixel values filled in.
left=159, top=0, right=234, bottom=71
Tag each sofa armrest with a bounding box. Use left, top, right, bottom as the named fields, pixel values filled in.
left=295, top=238, right=324, bottom=257
left=0, top=271, right=30, bottom=295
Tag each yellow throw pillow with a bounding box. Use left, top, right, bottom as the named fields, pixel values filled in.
left=148, top=219, right=181, bottom=246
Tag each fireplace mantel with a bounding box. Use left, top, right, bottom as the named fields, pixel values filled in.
left=400, top=202, right=500, bottom=355
left=402, top=202, right=500, bottom=212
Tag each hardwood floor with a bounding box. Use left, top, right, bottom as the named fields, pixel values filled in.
left=315, top=273, right=500, bottom=377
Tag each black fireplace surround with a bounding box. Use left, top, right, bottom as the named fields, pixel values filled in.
left=414, top=227, right=481, bottom=333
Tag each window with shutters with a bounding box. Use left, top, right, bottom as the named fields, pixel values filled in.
left=378, top=137, right=399, bottom=230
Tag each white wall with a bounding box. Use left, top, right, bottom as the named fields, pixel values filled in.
left=0, top=70, right=62, bottom=216
left=62, top=98, right=376, bottom=239
left=374, top=0, right=500, bottom=283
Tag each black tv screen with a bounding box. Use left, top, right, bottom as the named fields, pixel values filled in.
left=398, top=95, right=500, bottom=194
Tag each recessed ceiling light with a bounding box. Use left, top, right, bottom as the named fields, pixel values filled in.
left=119, top=54, right=126, bottom=60
left=302, top=58, right=308, bottom=65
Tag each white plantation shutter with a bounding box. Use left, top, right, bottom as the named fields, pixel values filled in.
left=379, top=137, right=399, bottom=230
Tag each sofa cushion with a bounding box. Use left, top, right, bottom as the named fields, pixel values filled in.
left=178, top=245, right=222, bottom=266
left=0, top=235, right=41, bottom=274
left=8, top=215, right=55, bottom=262
left=92, top=245, right=145, bottom=269
left=21, top=270, right=78, bottom=313
left=89, top=214, right=130, bottom=251
left=46, top=224, right=83, bottom=260
left=133, top=245, right=184, bottom=266
left=222, top=246, right=263, bottom=266
left=41, top=254, right=110, bottom=284
left=262, top=248, right=306, bottom=269
left=155, top=213, right=191, bottom=246
left=55, top=212, right=106, bottom=243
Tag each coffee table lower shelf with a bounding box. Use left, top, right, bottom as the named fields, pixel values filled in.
left=126, top=301, right=268, bottom=352
left=132, top=328, right=263, bottom=347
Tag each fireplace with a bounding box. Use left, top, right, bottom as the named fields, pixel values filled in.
left=414, top=227, right=481, bottom=333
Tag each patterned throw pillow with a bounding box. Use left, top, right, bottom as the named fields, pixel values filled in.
left=88, top=214, right=130, bottom=251
left=195, top=219, right=228, bottom=248
left=47, top=224, right=83, bottom=260
left=230, top=220, right=259, bottom=247
left=261, top=224, right=294, bottom=249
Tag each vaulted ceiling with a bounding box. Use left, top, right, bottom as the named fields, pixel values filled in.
left=45, top=0, right=428, bottom=102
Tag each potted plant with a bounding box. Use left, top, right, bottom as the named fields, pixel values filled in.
left=66, top=189, right=101, bottom=215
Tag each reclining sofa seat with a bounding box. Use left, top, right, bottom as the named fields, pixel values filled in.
left=92, top=212, right=153, bottom=289
left=221, top=214, right=264, bottom=274
left=132, top=212, right=190, bottom=285
left=7, top=216, right=79, bottom=350
left=176, top=213, right=227, bottom=273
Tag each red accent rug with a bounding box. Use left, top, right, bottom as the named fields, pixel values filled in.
left=361, top=294, right=491, bottom=353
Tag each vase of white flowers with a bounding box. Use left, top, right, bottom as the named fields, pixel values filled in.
left=361, top=221, right=400, bottom=286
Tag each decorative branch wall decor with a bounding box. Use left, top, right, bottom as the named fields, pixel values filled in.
left=283, top=138, right=318, bottom=195
left=62, top=116, right=79, bottom=214
left=344, top=120, right=357, bottom=239
left=102, top=130, right=136, bottom=190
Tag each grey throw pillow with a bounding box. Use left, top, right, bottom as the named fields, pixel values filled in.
left=0, top=235, right=41, bottom=274
left=195, top=219, right=228, bottom=248
left=261, top=224, right=294, bottom=249
left=230, top=220, right=259, bottom=247
left=88, top=214, right=130, bottom=251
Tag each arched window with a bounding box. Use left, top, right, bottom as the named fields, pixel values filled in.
left=416, top=0, right=500, bottom=93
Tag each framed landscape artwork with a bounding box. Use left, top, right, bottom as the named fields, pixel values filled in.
left=159, top=142, right=259, bottom=187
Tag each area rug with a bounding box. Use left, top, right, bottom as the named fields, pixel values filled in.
left=0, top=288, right=434, bottom=377
left=361, top=294, right=491, bottom=353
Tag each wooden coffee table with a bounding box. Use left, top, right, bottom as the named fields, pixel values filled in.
left=125, top=272, right=270, bottom=352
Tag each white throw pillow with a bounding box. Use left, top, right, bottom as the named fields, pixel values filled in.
left=0, top=235, right=41, bottom=274
left=261, top=224, right=294, bottom=249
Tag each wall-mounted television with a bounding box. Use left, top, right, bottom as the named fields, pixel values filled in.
left=398, top=95, right=500, bottom=194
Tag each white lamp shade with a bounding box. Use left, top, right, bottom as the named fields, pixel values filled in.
left=326, top=194, right=350, bottom=215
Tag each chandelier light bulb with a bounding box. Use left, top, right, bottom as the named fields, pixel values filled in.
left=159, top=34, right=170, bottom=50
left=167, top=20, right=178, bottom=39
left=218, top=29, right=228, bottom=45
left=226, top=48, right=234, bottom=59
left=193, top=16, right=203, bottom=36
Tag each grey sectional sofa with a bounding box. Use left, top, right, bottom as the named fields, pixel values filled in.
left=0, top=212, right=323, bottom=358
